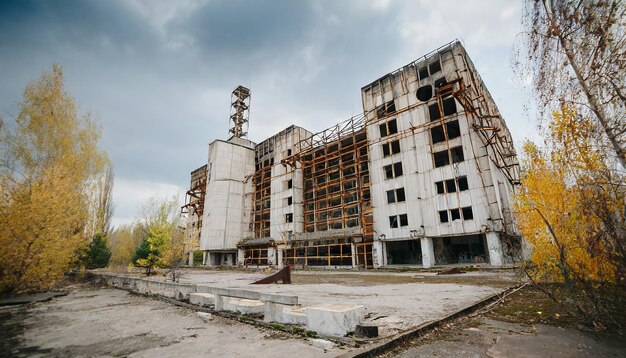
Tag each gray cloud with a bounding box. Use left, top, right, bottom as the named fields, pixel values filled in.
left=0, top=0, right=533, bottom=227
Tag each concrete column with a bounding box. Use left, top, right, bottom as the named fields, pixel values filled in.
left=214, top=294, right=224, bottom=311
left=189, top=251, right=194, bottom=266
left=277, top=246, right=284, bottom=268
left=237, top=249, right=245, bottom=266
left=486, top=232, right=504, bottom=266
left=372, top=241, right=384, bottom=268
left=267, top=247, right=276, bottom=266
left=202, top=251, right=207, bottom=266
left=350, top=243, right=356, bottom=268
left=420, top=237, right=436, bottom=268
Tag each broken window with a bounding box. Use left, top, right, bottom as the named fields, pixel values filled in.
left=446, top=120, right=460, bottom=139
left=462, top=206, right=474, bottom=220
left=429, top=61, right=441, bottom=75
left=435, top=181, right=445, bottom=194
left=396, top=188, right=406, bottom=202
left=386, top=100, right=396, bottom=114
left=429, top=103, right=441, bottom=121
left=434, top=150, right=450, bottom=168
left=376, top=105, right=386, bottom=119
left=458, top=176, right=469, bottom=191
left=399, top=214, right=408, bottom=227
left=451, top=146, right=464, bottom=163
left=285, top=213, right=293, bottom=223
left=287, top=196, right=293, bottom=206
left=416, top=85, right=432, bottom=102
left=389, top=215, right=399, bottom=228
left=287, top=149, right=292, bottom=156
left=382, top=143, right=391, bottom=157
left=386, top=190, right=395, bottom=204
left=443, top=97, right=457, bottom=116
left=431, top=125, right=445, bottom=144
left=450, top=208, right=461, bottom=221
left=439, top=210, right=449, bottom=223
left=287, top=179, right=293, bottom=189
left=445, top=179, right=456, bottom=193
left=379, top=122, right=388, bottom=137
left=384, top=164, right=394, bottom=179
left=419, top=67, right=429, bottom=80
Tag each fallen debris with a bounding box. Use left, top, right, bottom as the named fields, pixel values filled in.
left=437, top=268, right=466, bottom=275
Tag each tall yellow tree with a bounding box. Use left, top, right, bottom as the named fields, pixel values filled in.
left=0, top=65, right=108, bottom=294
left=516, top=106, right=625, bottom=327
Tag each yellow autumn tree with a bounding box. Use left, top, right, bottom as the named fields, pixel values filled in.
left=516, top=106, right=625, bottom=326
left=0, top=65, right=108, bottom=294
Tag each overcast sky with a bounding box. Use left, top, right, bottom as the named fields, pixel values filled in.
left=0, top=0, right=537, bottom=227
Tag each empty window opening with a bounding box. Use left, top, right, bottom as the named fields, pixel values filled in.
left=431, top=125, right=445, bottom=143
left=387, top=190, right=395, bottom=204
left=446, top=120, right=461, bottom=139
left=393, top=162, right=403, bottom=177
left=429, top=61, right=441, bottom=75
left=287, top=196, right=293, bottom=206
left=462, top=206, right=474, bottom=220
left=434, top=77, right=447, bottom=88
left=450, top=208, right=461, bottom=221
left=386, top=240, right=422, bottom=265
left=384, top=164, right=394, bottom=179
left=434, top=150, right=450, bottom=168
left=396, top=188, right=406, bottom=202
left=429, top=103, right=441, bottom=121
left=419, top=67, right=429, bottom=80
left=386, top=100, right=396, bottom=114
left=287, top=179, right=293, bottom=189
left=458, top=176, right=469, bottom=191
left=399, top=214, right=408, bottom=226
left=443, top=97, right=457, bottom=116
left=433, top=234, right=486, bottom=264
left=285, top=213, right=293, bottom=223
left=439, top=210, right=449, bottom=223
left=416, top=85, right=432, bottom=102
left=451, top=146, right=464, bottom=163
left=287, top=149, right=292, bottom=156
left=379, top=119, right=398, bottom=138
left=445, top=179, right=456, bottom=193
left=391, top=140, right=400, bottom=154
left=382, top=143, right=390, bottom=157
left=435, top=181, right=445, bottom=194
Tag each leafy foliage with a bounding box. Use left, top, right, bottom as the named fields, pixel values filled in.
left=516, top=106, right=625, bottom=328
left=0, top=65, right=108, bottom=294
left=83, top=234, right=112, bottom=269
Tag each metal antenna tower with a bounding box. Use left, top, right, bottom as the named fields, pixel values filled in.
left=229, top=85, right=250, bottom=138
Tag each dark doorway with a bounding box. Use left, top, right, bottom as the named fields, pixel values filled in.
left=433, top=234, right=487, bottom=264
left=386, top=240, right=422, bottom=265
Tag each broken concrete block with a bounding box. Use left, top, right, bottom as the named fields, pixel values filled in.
left=189, top=293, right=215, bottom=307
left=264, top=302, right=307, bottom=324
left=308, top=338, right=334, bottom=350
left=305, top=304, right=365, bottom=337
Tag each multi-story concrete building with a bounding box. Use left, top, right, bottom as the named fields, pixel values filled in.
left=185, top=41, right=522, bottom=269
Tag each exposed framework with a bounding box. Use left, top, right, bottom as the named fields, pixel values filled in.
left=281, top=115, right=374, bottom=268
left=181, top=164, right=208, bottom=218
left=252, top=161, right=272, bottom=238
left=229, top=85, right=250, bottom=138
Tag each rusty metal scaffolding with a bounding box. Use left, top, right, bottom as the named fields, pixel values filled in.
left=181, top=164, right=208, bottom=218
left=229, top=85, right=250, bottom=138
left=252, top=161, right=272, bottom=238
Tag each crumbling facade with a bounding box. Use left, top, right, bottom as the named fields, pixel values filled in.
left=186, top=41, right=522, bottom=268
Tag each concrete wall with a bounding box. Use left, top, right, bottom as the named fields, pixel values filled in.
left=360, top=41, right=519, bottom=267
left=200, top=137, right=255, bottom=253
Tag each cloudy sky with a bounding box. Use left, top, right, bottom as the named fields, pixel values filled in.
left=0, top=0, right=536, bottom=227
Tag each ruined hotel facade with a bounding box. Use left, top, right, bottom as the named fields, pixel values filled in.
left=182, top=41, right=522, bottom=269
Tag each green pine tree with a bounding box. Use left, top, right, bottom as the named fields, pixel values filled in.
left=84, top=234, right=112, bottom=269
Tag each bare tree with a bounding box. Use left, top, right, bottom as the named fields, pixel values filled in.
left=518, top=0, right=626, bottom=168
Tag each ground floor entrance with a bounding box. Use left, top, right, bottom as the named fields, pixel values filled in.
left=385, top=239, right=422, bottom=265
left=433, top=234, right=487, bottom=264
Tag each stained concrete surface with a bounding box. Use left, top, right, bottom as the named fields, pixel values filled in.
left=0, top=285, right=341, bottom=357
left=168, top=269, right=514, bottom=337
left=389, top=318, right=626, bottom=358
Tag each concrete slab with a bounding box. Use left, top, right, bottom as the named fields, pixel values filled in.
left=222, top=297, right=265, bottom=315
left=306, top=304, right=365, bottom=337
left=189, top=293, right=215, bottom=307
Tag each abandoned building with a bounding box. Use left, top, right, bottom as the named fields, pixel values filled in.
left=182, top=40, right=522, bottom=269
